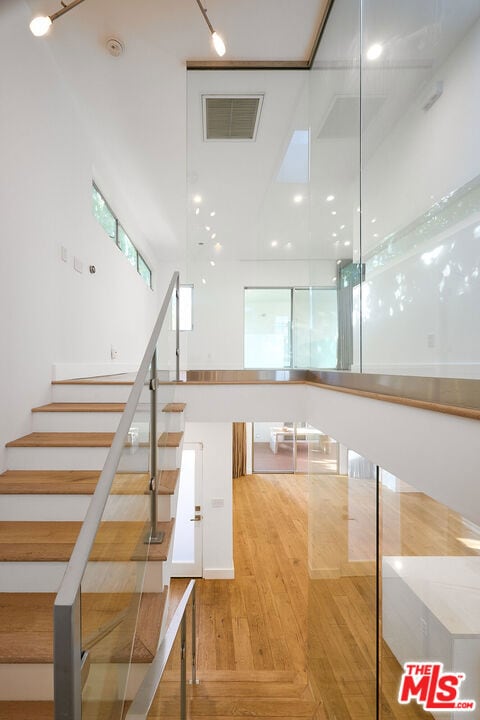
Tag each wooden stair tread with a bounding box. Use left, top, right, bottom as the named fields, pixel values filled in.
left=0, top=590, right=166, bottom=664
left=0, top=702, right=54, bottom=720
left=157, top=469, right=180, bottom=495
left=6, top=432, right=115, bottom=448
left=158, top=432, right=183, bottom=448
left=32, top=403, right=126, bottom=413
left=162, top=403, right=186, bottom=413
left=0, top=471, right=149, bottom=495
left=0, top=519, right=174, bottom=562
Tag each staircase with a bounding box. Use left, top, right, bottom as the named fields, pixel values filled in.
left=0, top=376, right=186, bottom=720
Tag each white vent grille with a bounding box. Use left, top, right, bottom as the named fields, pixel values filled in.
left=318, top=95, right=385, bottom=139
left=203, top=95, right=264, bottom=141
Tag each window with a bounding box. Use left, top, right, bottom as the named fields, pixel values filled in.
left=244, top=287, right=338, bottom=369
left=172, top=285, right=193, bottom=331
left=92, top=183, right=152, bottom=288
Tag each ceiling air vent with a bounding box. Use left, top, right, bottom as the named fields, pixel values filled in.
left=203, top=95, right=264, bottom=141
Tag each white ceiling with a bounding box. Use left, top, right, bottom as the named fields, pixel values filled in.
left=25, top=0, right=480, bottom=266
left=25, top=0, right=328, bottom=263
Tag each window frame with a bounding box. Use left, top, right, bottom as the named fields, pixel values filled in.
left=92, top=182, right=153, bottom=289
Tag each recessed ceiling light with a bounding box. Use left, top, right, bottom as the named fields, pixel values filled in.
left=202, top=278, right=207, bottom=285
left=331, top=211, right=337, bottom=215
left=293, top=194, right=303, bottom=204
left=332, top=233, right=337, bottom=238
left=210, top=260, right=216, bottom=267
left=372, top=218, right=377, bottom=224
left=344, top=240, right=351, bottom=246
left=193, top=195, right=202, bottom=204
left=195, top=208, right=200, bottom=215
left=210, top=211, right=216, bottom=217
left=331, top=277, right=337, bottom=283
left=205, top=225, right=211, bottom=231
left=271, top=240, right=278, bottom=247
left=340, top=224, right=345, bottom=230
left=214, top=242, right=222, bottom=250
left=357, top=207, right=361, bottom=213
left=211, top=233, right=216, bottom=239
left=337, top=260, right=342, bottom=265
left=373, top=233, right=379, bottom=238
left=326, top=195, right=335, bottom=202
left=367, top=43, right=383, bottom=61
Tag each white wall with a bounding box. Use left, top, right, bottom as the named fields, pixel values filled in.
left=0, top=1, right=176, bottom=470
left=357, top=17, right=480, bottom=376
left=184, top=422, right=233, bottom=579
left=184, top=259, right=336, bottom=369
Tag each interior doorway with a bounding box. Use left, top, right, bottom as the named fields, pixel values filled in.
left=252, top=421, right=339, bottom=474
left=171, top=443, right=203, bottom=577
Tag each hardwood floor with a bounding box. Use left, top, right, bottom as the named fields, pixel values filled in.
left=158, top=472, right=480, bottom=719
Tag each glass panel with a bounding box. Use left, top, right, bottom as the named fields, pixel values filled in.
left=81, top=399, right=151, bottom=719
left=118, top=225, right=138, bottom=268
left=138, top=254, right=152, bottom=288
left=306, top=426, right=339, bottom=475
left=308, top=448, right=377, bottom=718
left=380, top=469, right=480, bottom=718
left=92, top=185, right=116, bottom=241
left=252, top=421, right=294, bottom=473
left=244, top=288, right=292, bottom=368
left=361, top=0, right=480, bottom=378
left=293, top=288, right=338, bottom=368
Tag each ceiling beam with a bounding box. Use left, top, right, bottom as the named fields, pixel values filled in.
left=186, top=0, right=335, bottom=71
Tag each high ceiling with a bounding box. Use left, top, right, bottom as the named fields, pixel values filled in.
left=25, top=0, right=329, bottom=262
left=24, top=0, right=480, bottom=266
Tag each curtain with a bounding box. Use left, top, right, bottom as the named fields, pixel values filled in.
left=232, top=422, right=246, bottom=478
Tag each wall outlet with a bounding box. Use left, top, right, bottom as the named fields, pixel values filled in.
left=111, top=346, right=118, bottom=360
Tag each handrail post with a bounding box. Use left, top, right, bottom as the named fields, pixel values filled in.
left=181, top=613, right=187, bottom=720
left=149, top=349, right=164, bottom=543
left=175, top=275, right=180, bottom=381
left=192, top=584, right=197, bottom=685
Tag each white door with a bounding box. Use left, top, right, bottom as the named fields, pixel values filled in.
left=171, top=443, right=203, bottom=577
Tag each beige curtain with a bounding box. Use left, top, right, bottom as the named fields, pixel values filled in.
left=232, top=422, right=246, bottom=478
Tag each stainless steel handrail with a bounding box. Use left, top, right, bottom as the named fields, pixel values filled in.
left=54, top=270, right=180, bottom=720
left=126, top=580, right=196, bottom=720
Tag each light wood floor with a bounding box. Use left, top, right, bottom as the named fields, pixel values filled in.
left=155, top=472, right=479, bottom=720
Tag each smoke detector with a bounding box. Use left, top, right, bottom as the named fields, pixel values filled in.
left=106, top=38, right=124, bottom=57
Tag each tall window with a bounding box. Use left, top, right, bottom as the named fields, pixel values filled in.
left=244, top=287, right=338, bottom=369
left=92, top=183, right=152, bottom=289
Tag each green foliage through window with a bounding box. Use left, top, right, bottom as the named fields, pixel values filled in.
left=92, top=183, right=152, bottom=288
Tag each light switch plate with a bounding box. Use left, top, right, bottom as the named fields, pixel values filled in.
left=74, top=256, right=83, bottom=273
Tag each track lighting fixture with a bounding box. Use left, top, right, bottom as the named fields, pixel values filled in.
left=29, top=0, right=86, bottom=37
left=195, top=0, right=226, bottom=57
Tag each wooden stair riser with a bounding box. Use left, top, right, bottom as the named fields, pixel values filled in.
left=52, top=384, right=140, bottom=404
left=0, top=662, right=149, bottom=702
left=31, top=408, right=181, bottom=433
left=0, top=560, right=166, bottom=594
left=6, top=446, right=119, bottom=471
left=0, top=494, right=174, bottom=523
left=8, top=445, right=182, bottom=472
left=0, top=666, right=52, bottom=702
left=32, top=411, right=125, bottom=433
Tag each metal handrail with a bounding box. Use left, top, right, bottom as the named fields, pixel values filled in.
left=126, top=580, right=196, bottom=720
left=54, top=270, right=180, bottom=720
